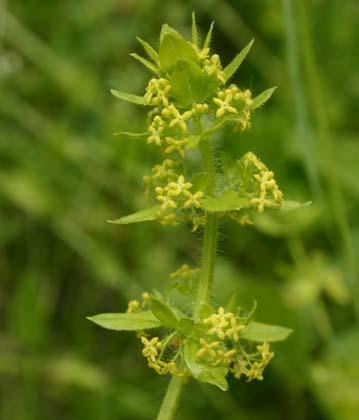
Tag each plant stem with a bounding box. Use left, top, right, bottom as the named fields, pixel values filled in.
left=156, top=370, right=185, bottom=420
left=194, top=140, right=218, bottom=319
left=156, top=140, right=218, bottom=420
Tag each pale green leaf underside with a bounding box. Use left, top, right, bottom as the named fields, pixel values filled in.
left=87, top=311, right=162, bottom=331
left=108, top=206, right=159, bottom=224
left=111, top=89, right=148, bottom=105
left=201, top=191, right=250, bottom=212
left=242, top=321, right=293, bottom=342
left=224, top=39, right=254, bottom=82
left=252, top=87, right=277, bottom=109
left=184, top=340, right=229, bottom=391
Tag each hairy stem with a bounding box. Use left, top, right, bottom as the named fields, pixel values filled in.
left=194, top=140, right=218, bottom=318
left=156, top=140, right=218, bottom=420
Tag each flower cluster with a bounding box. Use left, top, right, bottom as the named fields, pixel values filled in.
left=196, top=307, right=274, bottom=382
left=140, top=336, right=187, bottom=376
left=242, top=152, right=283, bottom=213
left=126, top=296, right=275, bottom=383
left=203, top=53, right=226, bottom=84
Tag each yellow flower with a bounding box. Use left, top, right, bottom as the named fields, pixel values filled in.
left=141, top=336, right=162, bottom=362
left=196, top=338, right=220, bottom=360
left=167, top=175, right=193, bottom=196
left=167, top=105, right=192, bottom=133
left=183, top=190, right=203, bottom=209
left=164, top=137, right=188, bottom=157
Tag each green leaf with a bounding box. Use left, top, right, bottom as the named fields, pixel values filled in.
left=191, top=172, right=208, bottom=192
left=191, top=12, right=199, bottom=47
left=225, top=290, right=238, bottom=312
left=108, top=206, right=159, bottom=225
left=203, top=21, right=215, bottom=50
left=159, top=25, right=198, bottom=72
left=184, top=340, right=229, bottom=391
left=150, top=297, right=178, bottom=328
left=87, top=311, right=161, bottom=331
left=114, top=131, right=147, bottom=138
left=170, top=59, right=209, bottom=107
left=186, top=134, right=202, bottom=150
left=252, top=87, right=277, bottom=109
left=241, top=321, right=293, bottom=342
left=137, top=37, right=158, bottom=62
left=111, top=89, right=148, bottom=105
left=224, top=39, right=254, bottom=82
left=279, top=200, right=312, bottom=211
left=199, top=303, right=215, bottom=320
left=130, top=53, right=159, bottom=74
left=177, top=317, right=194, bottom=335
left=201, top=191, right=250, bottom=212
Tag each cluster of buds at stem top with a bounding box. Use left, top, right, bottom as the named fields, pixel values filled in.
left=123, top=22, right=283, bottom=232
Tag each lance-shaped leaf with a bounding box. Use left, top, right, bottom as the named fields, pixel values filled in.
left=241, top=321, right=293, bottom=342
left=159, top=25, right=198, bottom=71
left=186, top=134, right=202, bottom=150
left=184, top=339, right=229, bottom=391
left=130, top=53, right=159, bottom=74
left=150, top=297, right=178, bottom=328
left=137, top=37, right=158, bottom=62
left=203, top=21, right=215, bottom=50
left=191, top=172, right=208, bottom=192
left=170, top=59, right=204, bottom=107
left=252, top=87, right=277, bottom=109
left=191, top=12, right=199, bottom=47
left=87, top=311, right=162, bottom=331
left=108, top=206, right=159, bottom=225
left=111, top=89, right=148, bottom=105
left=114, top=131, right=148, bottom=138
left=177, top=317, right=194, bottom=335
left=224, top=39, right=254, bottom=82
left=201, top=191, right=250, bottom=212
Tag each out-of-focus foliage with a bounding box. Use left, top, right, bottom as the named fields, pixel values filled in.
left=0, top=0, right=358, bottom=419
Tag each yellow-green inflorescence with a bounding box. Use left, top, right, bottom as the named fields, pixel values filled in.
left=134, top=25, right=283, bottom=230
left=126, top=287, right=274, bottom=383
left=89, top=18, right=294, bottom=397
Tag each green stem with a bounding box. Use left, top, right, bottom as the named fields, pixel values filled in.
left=156, top=139, right=218, bottom=420
left=156, top=370, right=185, bottom=420
left=194, top=141, right=218, bottom=319
left=194, top=213, right=218, bottom=319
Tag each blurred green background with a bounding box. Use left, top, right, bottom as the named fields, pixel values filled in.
left=1, top=0, right=358, bottom=419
